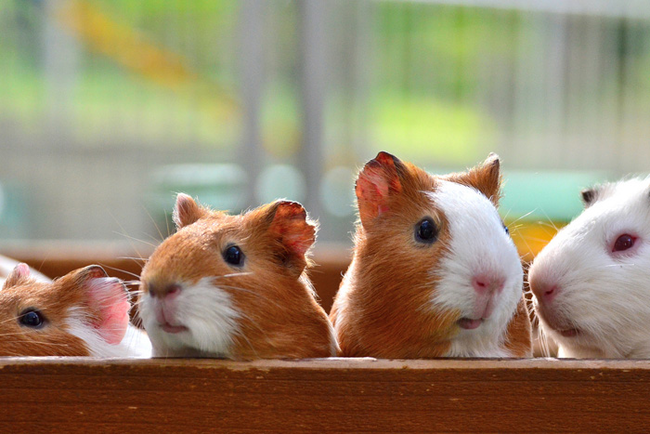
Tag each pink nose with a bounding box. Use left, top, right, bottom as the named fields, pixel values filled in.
left=529, top=277, right=559, bottom=303
left=148, top=283, right=182, bottom=299
left=471, top=274, right=505, bottom=294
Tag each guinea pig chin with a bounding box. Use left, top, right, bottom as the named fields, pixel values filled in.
left=534, top=302, right=581, bottom=338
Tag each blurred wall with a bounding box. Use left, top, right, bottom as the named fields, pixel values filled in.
left=1, top=0, right=649, bottom=243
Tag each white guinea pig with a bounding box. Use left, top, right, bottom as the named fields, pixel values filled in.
left=529, top=177, right=650, bottom=358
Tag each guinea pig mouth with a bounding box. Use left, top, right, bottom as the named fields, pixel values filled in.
left=161, top=323, right=189, bottom=334
left=458, top=318, right=484, bottom=330
left=557, top=328, right=580, bottom=338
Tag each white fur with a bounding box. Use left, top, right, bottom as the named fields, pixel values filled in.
left=140, top=277, right=241, bottom=357
left=428, top=181, right=523, bottom=357
left=530, top=177, right=650, bottom=359
left=65, top=307, right=152, bottom=358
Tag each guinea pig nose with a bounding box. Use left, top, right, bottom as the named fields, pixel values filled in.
left=164, top=284, right=182, bottom=300
left=471, top=273, right=505, bottom=294
left=529, top=278, right=559, bottom=304
left=148, top=283, right=183, bottom=299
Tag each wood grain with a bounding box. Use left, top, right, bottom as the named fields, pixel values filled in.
left=1, top=358, right=650, bottom=433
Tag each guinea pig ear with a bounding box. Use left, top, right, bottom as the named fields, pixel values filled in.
left=173, top=193, right=206, bottom=229
left=454, top=153, right=502, bottom=206
left=266, top=201, right=317, bottom=274
left=356, top=151, right=405, bottom=225
left=2, top=263, right=32, bottom=289
left=581, top=188, right=598, bottom=208
left=72, top=265, right=131, bottom=346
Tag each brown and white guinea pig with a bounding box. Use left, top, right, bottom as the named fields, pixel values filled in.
left=0, top=254, right=50, bottom=285
left=138, top=194, right=338, bottom=359
left=329, top=151, right=532, bottom=358
left=529, top=177, right=650, bottom=359
left=0, top=264, right=151, bottom=357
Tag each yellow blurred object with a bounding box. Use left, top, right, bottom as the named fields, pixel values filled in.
left=509, top=221, right=565, bottom=262
left=56, top=0, right=239, bottom=110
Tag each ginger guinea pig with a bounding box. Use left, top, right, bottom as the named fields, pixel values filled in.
left=139, top=194, right=337, bottom=359
left=529, top=177, right=650, bottom=359
left=330, top=151, right=531, bottom=358
left=0, top=264, right=151, bottom=357
left=0, top=254, right=50, bottom=285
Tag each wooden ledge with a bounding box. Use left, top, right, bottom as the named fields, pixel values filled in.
left=0, top=356, right=648, bottom=370
left=2, top=358, right=650, bottom=432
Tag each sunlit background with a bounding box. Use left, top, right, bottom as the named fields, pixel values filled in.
left=1, top=0, right=650, bottom=256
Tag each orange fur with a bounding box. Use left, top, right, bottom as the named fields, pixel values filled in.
left=503, top=296, right=533, bottom=357
left=141, top=198, right=336, bottom=359
left=330, top=152, right=532, bottom=358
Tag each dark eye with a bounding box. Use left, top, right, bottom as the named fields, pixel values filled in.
left=19, top=309, right=45, bottom=328
left=503, top=223, right=510, bottom=236
left=613, top=234, right=636, bottom=252
left=223, top=245, right=244, bottom=266
left=415, top=218, right=438, bottom=244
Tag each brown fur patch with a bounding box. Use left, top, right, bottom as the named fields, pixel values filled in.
left=444, top=153, right=502, bottom=206
left=503, top=295, right=533, bottom=357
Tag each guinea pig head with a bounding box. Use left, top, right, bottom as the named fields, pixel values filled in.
left=0, top=264, right=131, bottom=356
left=331, top=152, right=526, bottom=358
left=139, top=194, right=336, bottom=359
left=529, top=178, right=650, bottom=358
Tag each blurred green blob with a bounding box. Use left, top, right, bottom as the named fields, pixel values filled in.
left=501, top=171, right=610, bottom=222
left=368, top=94, right=496, bottom=165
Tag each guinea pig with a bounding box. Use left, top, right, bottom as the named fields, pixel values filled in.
left=329, top=151, right=532, bottom=358
left=0, top=263, right=151, bottom=357
left=529, top=177, right=650, bottom=359
left=0, top=254, right=50, bottom=285
left=138, top=194, right=338, bottom=359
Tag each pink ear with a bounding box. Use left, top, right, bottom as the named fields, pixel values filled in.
left=355, top=151, right=403, bottom=224
left=173, top=193, right=205, bottom=229
left=3, top=263, right=32, bottom=289
left=268, top=201, right=316, bottom=259
left=85, top=276, right=130, bottom=345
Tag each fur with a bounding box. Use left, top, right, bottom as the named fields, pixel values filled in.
left=429, top=181, right=523, bottom=357
left=140, top=277, right=240, bottom=357
left=530, top=177, right=650, bottom=358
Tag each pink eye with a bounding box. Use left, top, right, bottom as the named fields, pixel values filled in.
left=613, top=234, right=636, bottom=252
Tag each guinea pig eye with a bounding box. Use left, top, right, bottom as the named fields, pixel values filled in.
left=503, top=223, right=510, bottom=236
left=223, top=245, right=244, bottom=266
left=613, top=234, right=636, bottom=252
left=19, top=309, right=45, bottom=328
left=415, top=217, right=438, bottom=244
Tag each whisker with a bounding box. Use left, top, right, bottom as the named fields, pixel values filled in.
left=113, top=231, right=159, bottom=249
left=143, top=205, right=167, bottom=243
left=508, top=208, right=537, bottom=226
left=117, top=256, right=147, bottom=264
left=215, top=272, right=254, bottom=279
left=98, top=264, right=142, bottom=280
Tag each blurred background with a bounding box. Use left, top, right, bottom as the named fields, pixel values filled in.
left=1, top=0, right=650, bottom=257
